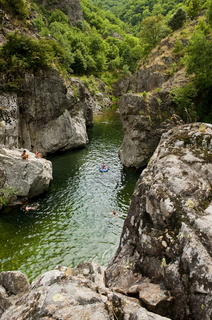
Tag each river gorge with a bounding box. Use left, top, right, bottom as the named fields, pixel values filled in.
left=0, top=108, right=140, bottom=281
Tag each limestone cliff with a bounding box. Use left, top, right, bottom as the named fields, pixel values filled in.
left=0, top=2, right=111, bottom=156
left=105, top=123, right=212, bottom=320
left=0, top=1, right=111, bottom=204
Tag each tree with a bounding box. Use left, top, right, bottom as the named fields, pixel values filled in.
left=184, top=30, right=212, bottom=89
left=185, top=0, right=202, bottom=19
left=173, top=27, right=212, bottom=122
left=168, top=8, right=187, bottom=30
left=206, top=0, right=212, bottom=25
left=139, top=15, right=170, bottom=56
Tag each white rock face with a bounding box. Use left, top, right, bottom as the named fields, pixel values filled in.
left=0, top=148, right=52, bottom=198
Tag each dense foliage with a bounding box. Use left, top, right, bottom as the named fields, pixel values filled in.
left=0, top=31, right=66, bottom=91
left=92, top=0, right=185, bottom=33
left=0, top=0, right=29, bottom=19
left=172, top=12, right=212, bottom=123
left=0, top=0, right=145, bottom=86
left=0, top=0, right=212, bottom=122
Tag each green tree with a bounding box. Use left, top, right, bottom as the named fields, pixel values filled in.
left=49, top=9, right=69, bottom=24
left=139, top=15, right=170, bottom=56
left=185, top=0, right=201, bottom=19
left=184, top=30, right=212, bottom=89
left=168, top=8, right=187, bottom=30
left=173, top=27, right=212, bottom=122
left=172, top=82, right=198, bottom=122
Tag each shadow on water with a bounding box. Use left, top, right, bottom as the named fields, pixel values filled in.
left=0, top=108, right=140, bottom=281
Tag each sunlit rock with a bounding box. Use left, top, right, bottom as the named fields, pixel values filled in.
left=0, top=147, right=52, bottom=198
left=0, top=262, right=171, bottom=320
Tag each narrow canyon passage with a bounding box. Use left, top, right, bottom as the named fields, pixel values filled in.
left=0, top=108, right=140, bottom=281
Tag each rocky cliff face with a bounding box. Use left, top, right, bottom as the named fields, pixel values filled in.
left=0, top=2, right=111, bottom=204
left=0, top=2, right=111, bottom=156
left=105, top=123, right=212, bottom=320
left=118, top=93, right=184, bottom=168
left=0, top=70, right=111, bottom=155
left=116, top=37, right=188, bottom=168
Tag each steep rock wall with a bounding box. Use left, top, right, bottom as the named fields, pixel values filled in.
left=118, top=92, right=184, bottom=168
left=105, top=123, right=212, bottom=320
left=0, top=70, right=104, bottom=155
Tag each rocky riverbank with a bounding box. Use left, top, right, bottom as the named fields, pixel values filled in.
left=0, top=263, right=171, bottom=320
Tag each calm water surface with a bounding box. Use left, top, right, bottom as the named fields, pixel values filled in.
left=0, top=108, right=140, bottom=281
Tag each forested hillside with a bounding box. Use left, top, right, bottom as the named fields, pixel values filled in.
left=0, top=0, right=143, bottom=90
left=91, top=0, right=212, bottom=123
left=92, top=0, right=184, bottom=32
left=0, top=0, right=212, bottom=122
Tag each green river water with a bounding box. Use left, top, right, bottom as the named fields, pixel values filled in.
left=0, top=108, right=140, bottom=281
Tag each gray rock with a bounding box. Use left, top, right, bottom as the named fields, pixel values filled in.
left=0, top=271, right=30, bottom=317
left=115, top=35, right=189, bottom=169
left=1, top=262, right=171, bottom=320
left=0, top=93, right=19, bottom=149
left=118, top=93, right=183, bottom=168
left=0, top=147, right=52, bottom=198
left=0, top=71, right=111, bottom=155
left=105, top=123, right=212, bottom=320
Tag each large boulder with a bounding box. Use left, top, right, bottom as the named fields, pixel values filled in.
left=0, top=262, right=171, bottom=320
left=17, top=71, right=91, bottom=155
left=0, top=147, right=52, bottom=198
left=105, top=123, right=212, bottom=320
left=0, top=271, right=30, bottom=317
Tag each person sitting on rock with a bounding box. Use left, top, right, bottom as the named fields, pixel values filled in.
left=35, top=151, right=42, bottom=158
left=21, top=150, right=29, bottom=160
